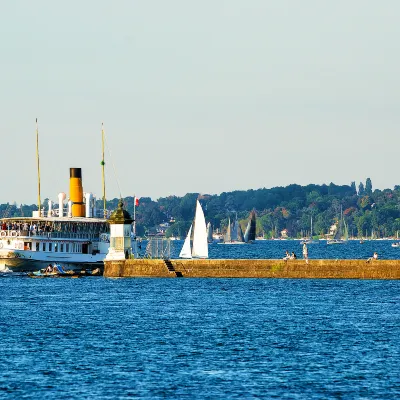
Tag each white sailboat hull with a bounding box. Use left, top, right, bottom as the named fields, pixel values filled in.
left=218, top=241, right=247, bottom=245
left=327, top=240, right=346, bottom=245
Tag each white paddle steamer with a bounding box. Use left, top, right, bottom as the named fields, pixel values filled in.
left=0, top=168, right=111, bottom=272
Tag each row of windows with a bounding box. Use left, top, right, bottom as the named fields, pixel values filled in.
left=27, top=242, right=86, bottom=253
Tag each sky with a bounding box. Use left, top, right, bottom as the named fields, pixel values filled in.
left=1, top=0, right=399, bottom=205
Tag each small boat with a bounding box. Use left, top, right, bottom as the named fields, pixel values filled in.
left=300, top=238, right=319, bottom=245
left=169, top=236, right=181, bottom=241
left=212, top=233, right=223, bottom=242
left=327, top=239, right=345, bottom=245
left=391, top=242, right=400, bottom=248
left=27, top=263, right=101, bottom=278
left=28, top=263, right=79, bottom=278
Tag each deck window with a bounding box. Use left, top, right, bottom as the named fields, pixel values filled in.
left=35, top=242, right=39, bottom=251
left=49, top=243, right=52, bottom=252
left=42, top=243, right=46, bottom=252
left=54, top=243, right=58, bottom=252
left=66, top=243, right=69, bottom=252
left=60, top=243, right=64, bottom=252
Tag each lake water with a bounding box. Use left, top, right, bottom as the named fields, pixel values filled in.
left=1, top=274, right=399, bottom=399
left=167, top=239, right=400, bottom=260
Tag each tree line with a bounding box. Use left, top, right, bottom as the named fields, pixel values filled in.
left=2, top=178, right=400, bottom=238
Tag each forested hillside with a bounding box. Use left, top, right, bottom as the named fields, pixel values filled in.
left=3, top=178, right=399, bottom=239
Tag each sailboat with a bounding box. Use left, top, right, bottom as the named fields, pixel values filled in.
left=179, top=200, right=208, bottom=258
left=219, top=214, right=246, bottom=244
left=224, top=218, right=232, bottom=242
left=206, top=222, right=213, bottom=243
left=301, top=216, right=318, bottom=244
left=327, top=208, right=348, bottom=245
left=244, top=210, right=256, bottom=243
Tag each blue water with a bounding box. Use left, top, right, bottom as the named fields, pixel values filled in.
left=167, top=239, right=400, bottom=260
left=1, top=276, right=399, bottom=399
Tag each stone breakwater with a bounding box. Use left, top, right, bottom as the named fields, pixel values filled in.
left=104, top=259, right=400, bottom=279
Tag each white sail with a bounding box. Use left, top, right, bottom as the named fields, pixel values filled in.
left=179, top=224, right=193, bottom=259
left=244, top=220, right=251, bottom=242
left=224, top=218, right=231, bottom=242
left=231, top=215, right=239, bottom=241
left=192, top=200, right=208, bottom=258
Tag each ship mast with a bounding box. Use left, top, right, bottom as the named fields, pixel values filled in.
left=101, top=122, right=106, bottom=216
left=36, top=118, right=41, bottom=214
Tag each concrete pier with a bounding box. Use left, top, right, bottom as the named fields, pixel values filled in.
left=104, top=259, right=400, bottom=279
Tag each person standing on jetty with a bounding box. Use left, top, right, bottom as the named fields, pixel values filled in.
left=303, top=243, right=309, bottom=264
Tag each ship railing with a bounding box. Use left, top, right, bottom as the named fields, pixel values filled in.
left=0, top=230, right=100, bottom=240
left=32, top=209, right=111, bottom=218
left=95, top=210, right=112, bottom=219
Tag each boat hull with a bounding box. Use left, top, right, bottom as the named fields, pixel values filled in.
left=0, top=257, right=103, bottom=273
left=217, top=241, right=247, bottom=245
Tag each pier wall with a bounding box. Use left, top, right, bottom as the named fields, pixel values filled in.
left=103, top=259, right=400, bottom=279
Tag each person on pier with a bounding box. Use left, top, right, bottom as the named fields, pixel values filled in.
left=303, top=243, right=309, bottom=264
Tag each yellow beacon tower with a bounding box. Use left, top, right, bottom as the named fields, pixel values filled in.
left=69, top=168, right=85, bottom=217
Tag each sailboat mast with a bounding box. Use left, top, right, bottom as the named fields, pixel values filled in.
left=133, top=195, right=136, bottom=237
left=101, top=122, right=106, bottom=216
left=35, top=118, right=41, bottom=214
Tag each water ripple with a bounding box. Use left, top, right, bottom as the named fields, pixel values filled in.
left=0, top=277, right=399, bottom=398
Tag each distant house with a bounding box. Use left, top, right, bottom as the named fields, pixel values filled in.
left=329, top=223, right=337, bottom=237
left=280, top=229, right=289, bottom=239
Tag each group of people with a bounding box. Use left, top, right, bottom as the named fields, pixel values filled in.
left=283, top=243, right=309, bottom=263
left=283, top=250, right=298, bottom=260
left=1, top=221, right=53, bottom=235
left=284, top=245, right=378, bottom=264
left=283, top=250, right=296, bottom=260
left=44, top=264, right=66, bottom=274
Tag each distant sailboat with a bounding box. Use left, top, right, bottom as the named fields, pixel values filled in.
left=224, top=218, right=232, bottom=242
left=327, top=207, right=347, bottom=245
left=179, top=200, right=208, bottom=258
left=237, top=223, right=245, bottom=242
left=244, top=210, right=256, bottom=243
left=179, top=225, right=193, bottom=258
left=206, top=222, right=213, bottom=243
left=301, top=215, right=318, bottom=244
left=220, top=214, right=246, bottom=244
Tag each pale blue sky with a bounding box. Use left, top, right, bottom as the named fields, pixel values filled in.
left=1, top=0, right=399, bottom=204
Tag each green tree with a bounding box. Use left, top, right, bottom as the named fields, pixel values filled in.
left=358, top=182, right=365, bottom=196
left=365, top=178, right=373, bottom=195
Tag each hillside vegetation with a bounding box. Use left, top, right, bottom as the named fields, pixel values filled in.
left=3, top=178, right=398, bottom=239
